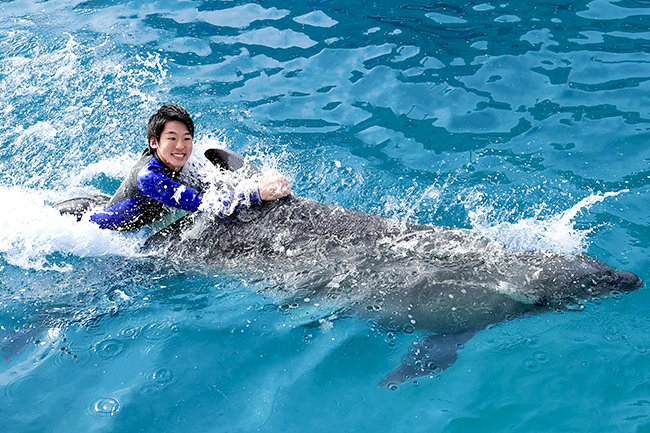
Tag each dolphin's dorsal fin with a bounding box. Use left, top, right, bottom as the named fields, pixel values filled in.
left=204, top=148, right=262, bottom=175
left=378, top=330, right=478, bottom=388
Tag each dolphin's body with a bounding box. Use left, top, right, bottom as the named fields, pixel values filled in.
left=139, top=149, right=643, bottom=386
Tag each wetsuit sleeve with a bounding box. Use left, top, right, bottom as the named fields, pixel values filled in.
left=138, top=162, right=262, bottom=217
left=89, top=197, right=145, bottom=230
left=202, top=187, right=263, bottom=218
left=138, top=163, right=204, bottom=212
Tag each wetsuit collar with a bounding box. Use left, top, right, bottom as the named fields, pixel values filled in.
left=151, top=149, right=183, bottom=179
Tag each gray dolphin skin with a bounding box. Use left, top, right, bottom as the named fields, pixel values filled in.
left=141, top=149, right=643, bottom=387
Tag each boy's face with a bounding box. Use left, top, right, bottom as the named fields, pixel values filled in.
left=150, top=120, right=193, bottom=172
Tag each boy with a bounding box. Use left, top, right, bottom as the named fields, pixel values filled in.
left=90, top=103, right=290, bottom=230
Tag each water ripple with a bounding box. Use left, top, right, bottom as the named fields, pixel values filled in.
left=3, top=372, right=56, bottom=405
left=94, top=338, right=126, bottom=360
left=147, top=366, right=175, bottom=387
left=89, top=396, right=121, bottom=417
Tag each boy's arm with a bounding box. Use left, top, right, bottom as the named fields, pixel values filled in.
left=138, top=163, right=262, bottom=216
left=89, top=197, right=146, bottom=230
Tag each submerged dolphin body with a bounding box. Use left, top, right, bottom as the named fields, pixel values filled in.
left=140, top=149, right=640, bottom=385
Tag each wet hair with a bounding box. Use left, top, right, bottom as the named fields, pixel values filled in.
left=146, top=103, right=195, bottom=150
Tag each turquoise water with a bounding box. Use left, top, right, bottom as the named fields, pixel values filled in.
left=1, top=0, right=649, bottom=431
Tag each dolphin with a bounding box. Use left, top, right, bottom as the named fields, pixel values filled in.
left=139, top=149, right=643, bottom=386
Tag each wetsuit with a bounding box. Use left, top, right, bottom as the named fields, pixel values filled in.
left=90, top=149, right=261, bottom=231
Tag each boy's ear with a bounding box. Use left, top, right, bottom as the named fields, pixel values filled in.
left=150, top=137, right=158, bottom=149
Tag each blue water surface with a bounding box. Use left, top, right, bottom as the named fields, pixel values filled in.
left=1, top=0, right=649, bottom=431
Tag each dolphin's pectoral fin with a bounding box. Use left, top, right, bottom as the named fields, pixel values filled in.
left=378, top=330, right=479, bottom=387
left=1, top=321, right=52, bottom=362
left=204, top=148, right=262, bottom=175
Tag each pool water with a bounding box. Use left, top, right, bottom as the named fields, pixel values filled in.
left=1, top=0, right=649, bottom=431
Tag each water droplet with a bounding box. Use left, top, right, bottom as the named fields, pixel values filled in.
left=149, top=367, right=174, bottom=385
left=95, top=339, right=125, bottom=360
left=91, top=397, right=120, bottom=416
left=141, top=383, right=158, bottom=394
left=141, top=321, right=172, bottom=341
left=635, top=345, right=650, bottom=355
left=533, top=351, right=550, bottom=364
left=120, top=327, right=138, bottom=339
left=522, top=358, right=543, bottom=372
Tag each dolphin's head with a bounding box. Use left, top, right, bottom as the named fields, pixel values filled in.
left=522, top=254, right=643, bottom=308
left=601, top=269, right=643, bottom=293
left=576, top=258, right=642, bottom=296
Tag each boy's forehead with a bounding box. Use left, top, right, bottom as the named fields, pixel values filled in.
left=162, top=120, right=191, bottom=134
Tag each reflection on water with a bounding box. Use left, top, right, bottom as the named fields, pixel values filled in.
left=1, top=1, right=647, bottom=223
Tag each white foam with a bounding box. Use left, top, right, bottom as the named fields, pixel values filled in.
left=69, top=153, right=137, bottom=187
left=468, top=190, right=627, bottom=254
left=0, top=187, right=145, bottom=271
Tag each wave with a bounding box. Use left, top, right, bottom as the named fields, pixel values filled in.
left=468, top=190, right=628, bottom=254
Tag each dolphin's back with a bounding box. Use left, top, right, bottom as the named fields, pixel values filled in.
left=142, top=192, right=641, bottom=336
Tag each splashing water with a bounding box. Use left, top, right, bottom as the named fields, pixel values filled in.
left=0, top=187, right=145, bottom=271
left=468, top=190, right=628, bottom=254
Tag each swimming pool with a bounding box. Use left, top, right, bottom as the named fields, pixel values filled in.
left=1, top=0, right=649, bottom=431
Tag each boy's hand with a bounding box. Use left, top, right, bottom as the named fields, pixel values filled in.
left=259, top=171, right=291, bottom=201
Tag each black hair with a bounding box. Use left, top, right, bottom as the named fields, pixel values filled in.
left=146, top=103, right=195, bottom=150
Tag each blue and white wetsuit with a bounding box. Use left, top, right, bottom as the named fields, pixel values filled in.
left=90, top=150, right=261, bottom=231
